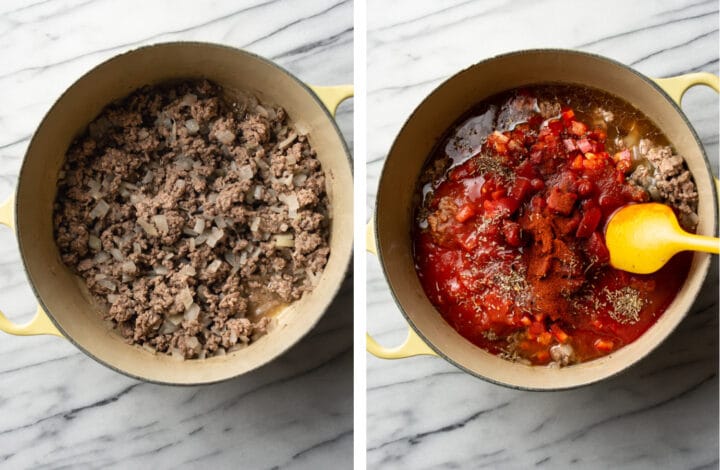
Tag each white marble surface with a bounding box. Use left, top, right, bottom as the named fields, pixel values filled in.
left=367, top=1, right=719, bottom=468
left=0, top=0, right=353, bottom=468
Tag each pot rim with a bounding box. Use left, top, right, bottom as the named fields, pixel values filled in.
left=15, top=41, right=353, bottom=386
left=373, top=48, right=717, bottom=391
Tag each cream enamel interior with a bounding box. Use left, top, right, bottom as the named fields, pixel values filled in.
left=376, top=50, right=715, bottom=390
left=16, top=43, right=353, bottom=384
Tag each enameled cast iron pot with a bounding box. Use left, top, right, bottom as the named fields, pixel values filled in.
left=367, top=49, right=718, bottom=390
left=0, top=42, right=353, bottom=385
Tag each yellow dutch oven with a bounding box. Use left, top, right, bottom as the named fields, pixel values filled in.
left=367, top=49, right=718, bottom=390
left=0, top=42, right=353, bottom=385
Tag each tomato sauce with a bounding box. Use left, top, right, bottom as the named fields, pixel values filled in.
left=413, top=86, right=693, bottom=365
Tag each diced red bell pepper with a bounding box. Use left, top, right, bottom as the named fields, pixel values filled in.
left=546, top=187, right=577, bottom=215
left=455, top=203, right=476, bottom=223
left=576, top=207, right=602, bottom=238
left=570, top=121, right=588, bottom=136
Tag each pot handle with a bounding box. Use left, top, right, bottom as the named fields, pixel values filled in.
left=365, top=217, right=436, bottom=359
left=0, top=196, right=62, bottom=337
left=653, top=72, right=719, bottom=106
left=309, top=85, right=354, bottom=116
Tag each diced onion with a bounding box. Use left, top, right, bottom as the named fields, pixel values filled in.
left=107, top=294, right=119, bottom=304
left=186, top=336, right=200, bottom=350
left=168, top=314, right=184, bottom=326
left=133, top=242, right=142, bottom=255
left=215, top=348, right=226, bottom=356
left=207, top=259, right=223, bottom=273
left=184, top=303, right=201, bottom=322
left=249, top=216, right=261, bottom=232
left=88, top=235, right=101, bottom=251
left=160, top=320, right=178, bottom=335
left=278, top=193, right=299, bottom=219
left=215, top=130, right=236, bottom=145
left=94, top=251, right=111, bottom=264
left=97, top=279, right=117, bottom=292
left=272, top=233, right=295, bottom=248
left=174, top=156, right=194, bottom=171
left=171, top=348, right=185, bottom=361
left=138, top=218, right=158, bottom=236
left=89, top=199, right=110, bottom=219
left=213, top=216, right=227, bottom=229
left=206, top=227, right=224, bottom=248
left=178, top=287, right=194, bottom=310
left=292, top=173, right=308, bottom=187
left=181, top=93, right=197, bottom=107
left=121, top=260, right=137, bottom=274
left=152, top=214, right=169, bottom=234
left=185, top=119, right=200, bottom=134
left=179, top=264, right=196, bottom=277
left=142, top=170, right=154, bottom=184
left=193, top=218, right=205, bottom=235
left=278, top=132, right=297, bottom=150
left=87, top=179, right=102, bottom=199
left=153, top=265, right=169, bottom=275
left=237, top=165, right=254, bottom=181
left=110, top=248, right=124, bottom=261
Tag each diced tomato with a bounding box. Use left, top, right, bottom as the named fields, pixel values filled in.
left=520, top=316, right=532, bottom=326
left=547, top=119, right=563, bottom=135
left=571, top=155, right=584, bottom=170
left=577, top=179, right=594, bottom=197
left=455, top=204, right=475, bottom=223
left=509, top=177, right=532, bottom=202
left=546, top=187, right=577, bottom=215
left=535, top=350, right=550, bottom=362
left=502, top=221, right=522, bottom=247
left=570, top=121, right=588, bottom=136
left=561, top=108, right=575, bottom=123
left=586, top=232, right=610, bottom=264
left=529, top=321, right=545, bottom=336
left=530, top=178, right=545, bottom=190
left=491, top=188, right=506, bottom=200
left=576, top=207, right=602, bottom=238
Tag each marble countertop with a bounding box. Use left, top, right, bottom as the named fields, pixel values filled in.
left=0, top=0, right=353, bottom=468
left=366, top=0, right=718, bottom=468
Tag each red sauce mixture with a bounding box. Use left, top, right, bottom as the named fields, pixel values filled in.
left=413, top=86, right=693, bottom=365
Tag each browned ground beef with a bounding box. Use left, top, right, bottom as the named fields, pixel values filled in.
left=53, top=80, right=330, bottom=359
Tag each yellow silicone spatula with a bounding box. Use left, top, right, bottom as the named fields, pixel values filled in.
left=605, top=203, right=719, bottom=274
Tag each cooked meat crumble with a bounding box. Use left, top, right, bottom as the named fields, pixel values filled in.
left=53, top=80, right=330, bottom=359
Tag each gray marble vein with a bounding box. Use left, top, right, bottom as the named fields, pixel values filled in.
left=0, top=0, right=353, bottom=468
left=366, top=0, right=718, bottom=468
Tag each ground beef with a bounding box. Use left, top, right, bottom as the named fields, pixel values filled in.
left=53, top=80, right=330, bottom=359
left=629, top=138, right=699, bottom=231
